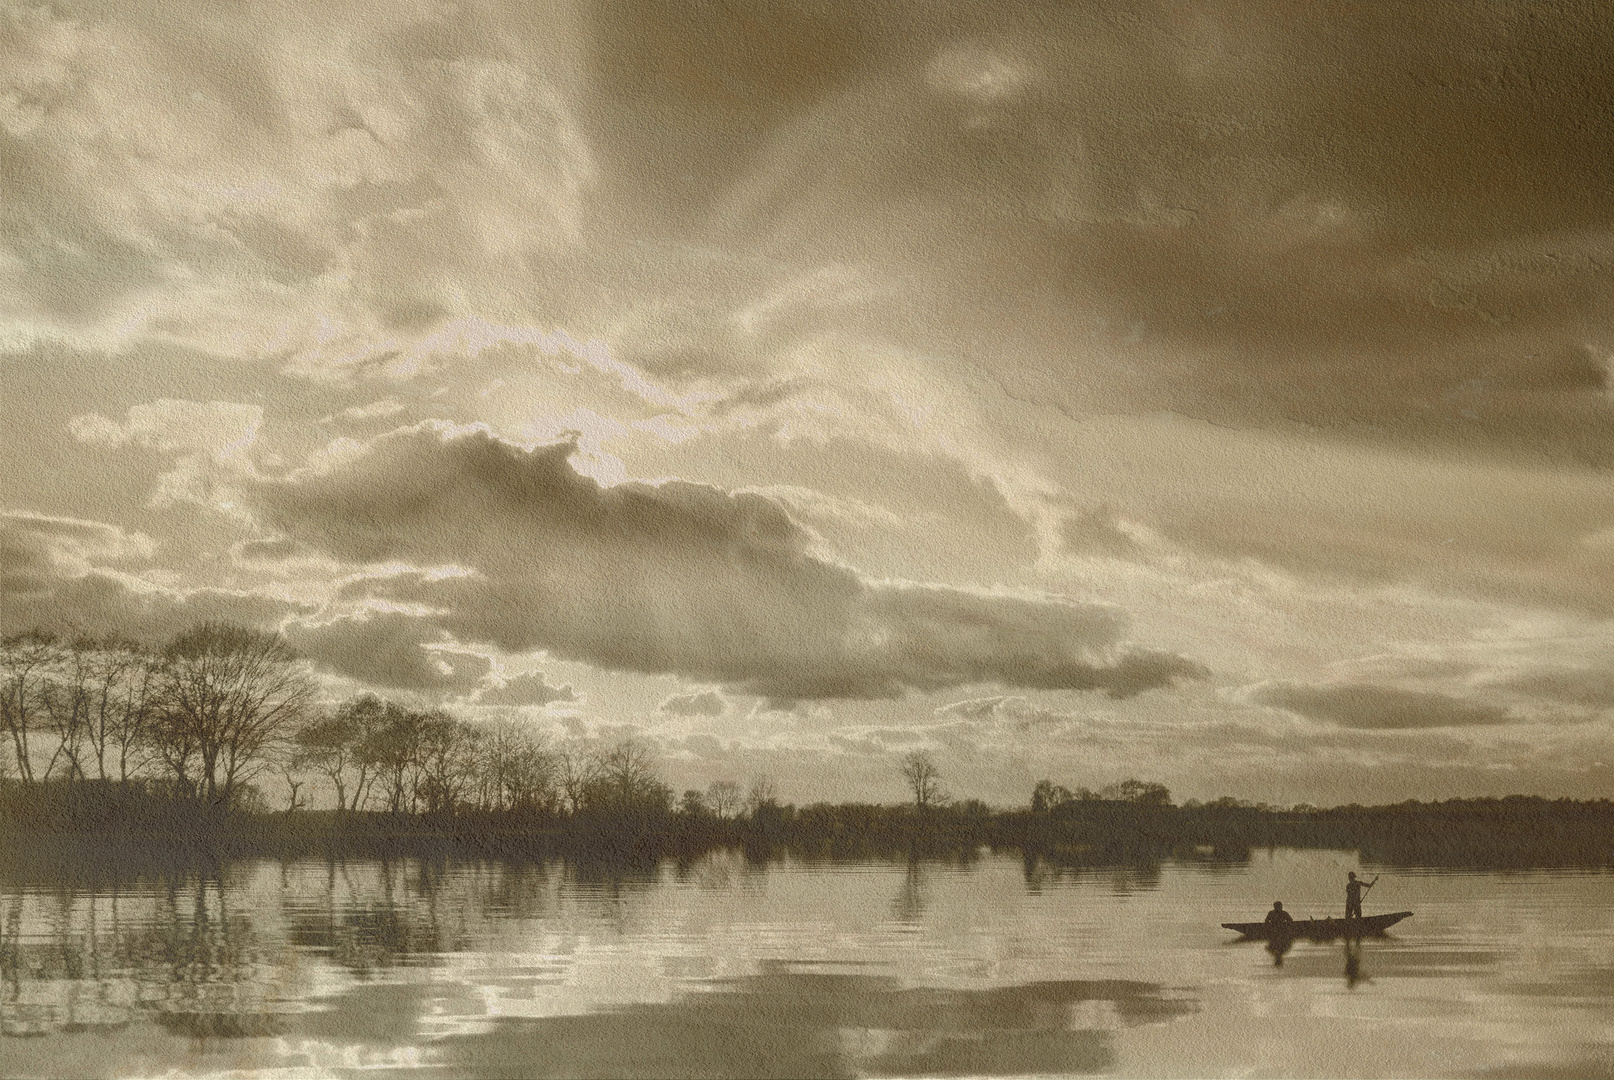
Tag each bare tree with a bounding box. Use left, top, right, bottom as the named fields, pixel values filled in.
left=415, top=711, right=477, bottom=815
left=38, top=638, right=93, bottom=782
left=88, top=639, right=160, bottom=782
left=746, top=775, right=778, bottom=815
left=361, top=702, right=426, bottom=814
left=706, top=779, right=742, bottom=820
left=1101, top=778, right=1173, bottom=806
left=295, top=694, right=389, bottom=812
left=1031, top=779, right=1076, bottom=813
left=0, top=631, right=59, bottom=784
left=587, top=738, right=672, bottom=813
left=899, top=750, right=945, bottom=810
left=280, top=764, right=306, bottom=812
left=157, top=623, right=312, bottom=808
left=476, top=718, right=557, bottom=813
left=555, top=739, right=599, bottom=815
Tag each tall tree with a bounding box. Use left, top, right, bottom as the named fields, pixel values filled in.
left=477, top=718, right=556, bottom=813
left=706, top=779, right=742, bottom=820
left=295, top=695, right=386, bottom=812
left=415, top=711, right=477, bottom=815
left=585, top=739, right=673, bottom=814
left=86, top=639, right=160, bottom=782
left=555, top=739, right=599, bottom=816
left=38, top=638, right=93, bottom=782
left=899, top=750, right=945, bottom=810
left=361, top=701, right=425, bottom=814
left=157, top=623, right=312, bottom=808
left=746, top=775, right=778, bottom=815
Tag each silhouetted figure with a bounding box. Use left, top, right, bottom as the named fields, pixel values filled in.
left=1345, top=872, right=1377, bottom=919
left=1264, top=900, right=1294, bottom=930
left=1263, top=901, right=1295, bottom=964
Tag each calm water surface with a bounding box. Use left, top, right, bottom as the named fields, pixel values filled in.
left=2, top=848, right=1611, bottom=1079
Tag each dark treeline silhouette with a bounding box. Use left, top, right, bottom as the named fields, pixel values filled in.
left=5, top=625, right=1612, bottom=873
left=998, top=783, right=1614, bottom=870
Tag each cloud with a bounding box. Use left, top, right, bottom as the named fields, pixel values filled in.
left=1253, top=682, right=1514, bottom=730
left=660, top=689, right=729, bottom=717
left=0, top=514, right=309, bottom=647
left=474, top=670, right=577, bottom=707
left=1, top=511, right=156, bottom=591
left=250, top=423, right=1203, bottom=700
left=1060, top=505, right=1147, bottom=559
left=68, top=399, right=262, bottom=461
left=66, top=399, right=266, bottom=506
left=282, top=611, right=489, bottom=694
left=1498, top=667, right=1614, bottom=712
left=0, top=567, right=301, bottom=647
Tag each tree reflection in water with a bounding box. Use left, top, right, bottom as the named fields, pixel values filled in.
left=1, top=873, right=283, bottom=1039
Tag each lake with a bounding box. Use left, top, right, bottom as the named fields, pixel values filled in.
left=1, top=847, right=1610, bottom=1078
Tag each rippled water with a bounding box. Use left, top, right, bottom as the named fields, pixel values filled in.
left=1, top=848, right=1611, bottom=1078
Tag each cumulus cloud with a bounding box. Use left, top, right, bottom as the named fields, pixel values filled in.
left=1253, top=682, right=1514, bottom=730
left=66, top=399, right=266, bottom=505
left=282, top=611, right=489, bottom=694
left=250, top=423, right=1203, bottom=699
left=474, top=670, right=577, bottom=707
left=660, top=689, right=729, bottom=717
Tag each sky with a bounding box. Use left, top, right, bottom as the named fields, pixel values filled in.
left=2, top=0, right=1612, bottom=807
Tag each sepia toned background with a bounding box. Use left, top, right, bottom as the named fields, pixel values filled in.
left=4, top=0, right=1612, bottom=808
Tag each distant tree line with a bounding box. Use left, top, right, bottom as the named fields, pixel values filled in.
left=5, top=625, right=1611, bottom=871
left=0, top=623, right=770, bottom=826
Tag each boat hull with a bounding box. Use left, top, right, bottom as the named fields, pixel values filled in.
left=1222, top=911, right=1413, bottom=940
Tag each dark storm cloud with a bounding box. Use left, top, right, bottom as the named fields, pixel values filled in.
left=1254, top=682, right=1514, bottom=730
left=590, top=0, right=1614, bottom=457
left=250, top=423, right=1203, bottom=699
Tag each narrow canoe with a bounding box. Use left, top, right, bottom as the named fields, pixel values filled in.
left=1222, top=911, right=1413, bottom=940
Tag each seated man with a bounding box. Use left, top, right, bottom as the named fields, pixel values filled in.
left=1264, top=900, right=1295, bottom=929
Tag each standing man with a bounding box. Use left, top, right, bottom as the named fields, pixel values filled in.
left=1345, top=871, right=1377, bottom=919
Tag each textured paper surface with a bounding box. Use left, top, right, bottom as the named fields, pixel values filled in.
left=2, top=3, right=1611, bottom=1077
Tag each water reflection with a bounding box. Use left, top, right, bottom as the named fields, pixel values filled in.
left=1343, top=938, right=1365, bottom=988
left=1020, top=853, right=1169, bottom=894
left=1263, top=936, right=1377, bottom=988
left=422, top=964, right=1196, bottom=1079
left=0, top=851, right=1611, bottom=1079
left=891, top=860, right=928, bottom=924
left=1, top=875, right=285, bottom=1040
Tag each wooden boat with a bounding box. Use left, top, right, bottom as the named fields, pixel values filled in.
left=1222, top=911, right=1413, bottom=940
